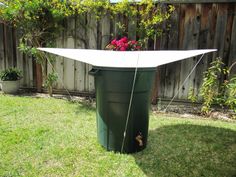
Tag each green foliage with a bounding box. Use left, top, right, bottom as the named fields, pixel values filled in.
left=0, top=0, right=66, bottom=93
left=109, top=0, right=175, bottom=41
left=138, top=0, right=175, bottom=40
left=45, top=72, right=58, bottom=89
left=199, top=58, right=236, bottom=115
left=0, top=0, right=66, bottom=45
left=44, top=71, right=58, bottom=97
left=0, top=68, right=23, bottom=81
left=0, top=0, right=174, bottom=49
left=188, top=87, right=197, bottom=103
left=226, top=75, right=236, bottom=113
left=200, top=58, right=226, bottom=114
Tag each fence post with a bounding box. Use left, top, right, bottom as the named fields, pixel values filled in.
left=35, top=63, right=42, bottom=92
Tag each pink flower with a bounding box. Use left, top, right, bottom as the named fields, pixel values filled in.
left=120, top=47, right=126, bottom=51
left=120, top=37, right=128, bottom=43
left=131, top=40, right=137, bottom=45
left=105, top=37, right=142, bottom=51
left=117, top=41, right=124, bottom=47
left=111, top=39, right=117, bottom=45
left=124, top=43, right=129, bottom=48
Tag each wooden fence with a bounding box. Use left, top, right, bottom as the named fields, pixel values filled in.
left=0, top=2, right=236, bottom=101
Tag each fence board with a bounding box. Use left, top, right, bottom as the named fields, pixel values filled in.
left=228, top=8, right=236, bottom=75
left=55, top=26, right=65, bottom=90
left=12, top=29, right=17, bottom=67
left=28, top=56, right=34, bottom=87
left=63, top=18, right=75, bottom=91
left=22, top=53, right=28, bottom=87
left=179, top=4, right=199, bottom=99
left=86, top=14, right=97, bottom=92
left=101, top=15, right=111, bottom=49
left=128, top=14, right=137, bottom=40
left=0, top=24, right=5, bottom=70
left=203, top=3, right=215, bottom=69
left=5, top=26, right=13, bottom=68
left=161, top=6, right=180, bottom=99
left=113, top=14, right=124, bottom=37
left=194, top=4, right=210, bottom=98
left=224, top=7, right=233, bottom=64
left=213, top=4, right=228, bottom=59
left=15, top=30, right=24, bottom=86
left=75, top=15, right=86, bottom=92
left=192, top=4, right=205, bottom=97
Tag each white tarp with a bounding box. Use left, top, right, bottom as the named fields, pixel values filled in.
left=37, top=48, right=217, bottom=68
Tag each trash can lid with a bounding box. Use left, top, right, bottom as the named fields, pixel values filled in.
left=38, top=48, right=217, bottom=68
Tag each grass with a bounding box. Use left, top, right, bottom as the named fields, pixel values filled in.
left=0, top=94, right=236, bottom=177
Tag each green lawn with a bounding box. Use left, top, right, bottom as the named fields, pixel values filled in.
left=0, top=94, right=235, bottom=177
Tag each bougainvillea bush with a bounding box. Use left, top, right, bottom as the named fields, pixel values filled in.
left=105, top=37, right=142, bottom=51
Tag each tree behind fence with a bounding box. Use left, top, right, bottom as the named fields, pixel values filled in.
left=0, top=2, right=236, bottom=101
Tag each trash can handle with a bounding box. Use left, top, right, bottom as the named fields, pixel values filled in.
left=88, top=68, right=100, bottom=76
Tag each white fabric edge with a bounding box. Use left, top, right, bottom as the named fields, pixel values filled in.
left=37, top=48, right=217, bottom=68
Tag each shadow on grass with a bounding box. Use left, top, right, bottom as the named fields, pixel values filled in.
left=133, top=124, right=236, bottom=177
left=67, top=98, right=96, bottom=114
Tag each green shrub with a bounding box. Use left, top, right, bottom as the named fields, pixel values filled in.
left=0, top=68, right=23, bottom=81
left=200, top=58, right=225, bottom=113
left=198, top=58, right=236, bottom=115
left=226, top=75, right=236, bottom=113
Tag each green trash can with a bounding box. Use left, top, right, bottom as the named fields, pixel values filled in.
left=89, top=67, right=156, bottom=153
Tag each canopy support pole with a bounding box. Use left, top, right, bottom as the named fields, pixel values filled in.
left=164, top=54, right=205, bottom=112
left=121, top=54, right=140, bottom=153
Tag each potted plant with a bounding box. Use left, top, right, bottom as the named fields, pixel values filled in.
left=0, top=67, right=23, bottom=94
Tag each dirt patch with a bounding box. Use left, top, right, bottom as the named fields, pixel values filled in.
left=151, top=99, right=236, bottom=122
